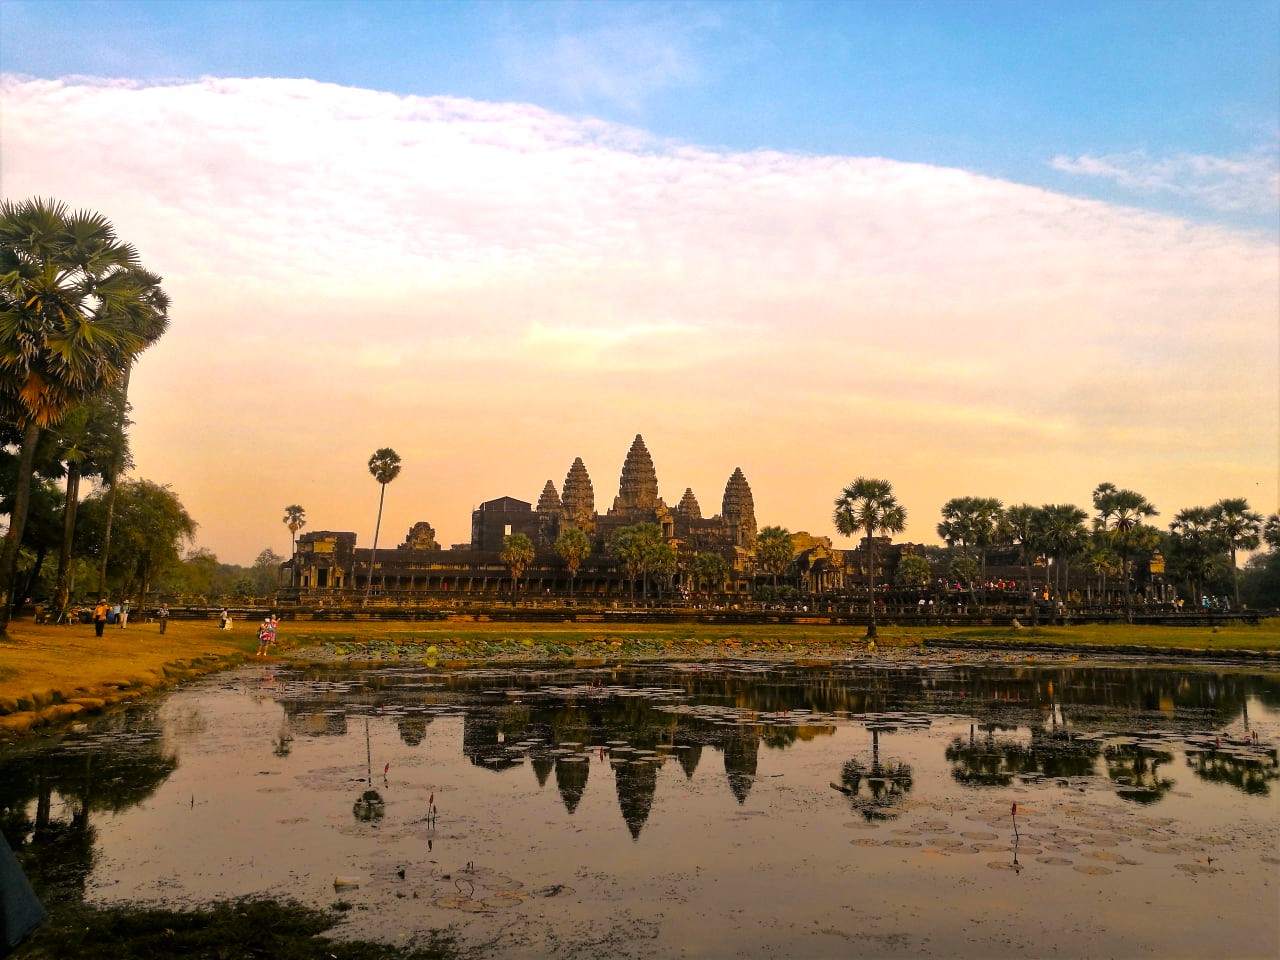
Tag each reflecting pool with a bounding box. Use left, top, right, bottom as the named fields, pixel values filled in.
left=3, top=657, right=1278, bottom=958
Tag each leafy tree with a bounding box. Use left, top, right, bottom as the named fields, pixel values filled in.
left=0, top=197, right=169, bottom=635
left=78, top=479, right=195, bottom=612
left=689, top=552, right=729, bottom=598
left=894, top=553, right=930, bottom=590
left=755, top=525, right=794, bottom=589
left=253, top=548, right=284, bottom=597
left=1240, top=514, right=1280, bottom=609
left=48, top=387, right=129, bottom=612
left=947, top=553, right=981, bottom=601
left=500, top=533, right=535, bottom=598
left=164, top=548, right=222, bottom=601
left=833, top=478, right=906, bottom=639
left=2, top=474, right=62, bottom=608
left=1209, top=498, right=1262, bottom=609
left=1092, top=485, right=1159, bottom=622
left=554, top=526, right=591, bottom=598
left=364, top=448, right=401, bottom=600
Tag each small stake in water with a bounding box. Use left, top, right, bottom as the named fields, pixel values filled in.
left=1011, top=801, right=1020, bottom=840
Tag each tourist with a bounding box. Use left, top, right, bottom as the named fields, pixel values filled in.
left=92, top=599, right=109, bottom=637
left=219, top=607, right=230, bottom=630
left=157, top=603, right=170, bottom=635
left=118, top=600, right=129, bottom=629
left=256, top=619, right=270, bottom=655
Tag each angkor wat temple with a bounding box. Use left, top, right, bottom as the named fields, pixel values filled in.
left=286, top=434, right=844, bottom=600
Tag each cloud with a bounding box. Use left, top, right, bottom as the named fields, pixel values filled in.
left=1050, top=145, right=1280, bottom=215
left=1, top=75, right=1275, bottom=562
left=495, top=3, right=719, bottom=111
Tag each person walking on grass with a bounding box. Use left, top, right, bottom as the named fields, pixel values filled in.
left=157, top=603, right=169, bottom=635
left=93, top=599, right=108, bottom=637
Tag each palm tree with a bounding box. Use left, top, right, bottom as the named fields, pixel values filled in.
left=283, top=504, right=307, bottom=554
left=1004, top=503, right=1044, bottom=623
left=554, top=526, right=591, bottom=598
left=1210, top=498, right=1262, bottom=609
left=938, top=496, right=1003, bottom=581
left=755, top=525, right=794, bottom=590
left=1169, top=506, right=1224, bottom=606
left=833, top=478, right=906, bottom=639
left=0, top=198, right=169, bottom=635
left=1038, top=504, right=1088, bottom=601
left=1093, top=486, right=1158, bottom=623
left=500, top=533, right=535, bottom=599
left=364, top=448, right=401, bottom=601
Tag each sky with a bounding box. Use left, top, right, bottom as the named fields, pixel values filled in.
left=1, top=0, right=1277, bottom=565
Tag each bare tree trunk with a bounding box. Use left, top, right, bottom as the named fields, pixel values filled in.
left=0, top=422, right=41, bottom=636
left=97, top=365, right=132, bottom=596
left=53, top=461, right=82, bottom=613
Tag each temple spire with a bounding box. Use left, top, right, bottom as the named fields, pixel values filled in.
left=613, top=434, right=659, bottom=511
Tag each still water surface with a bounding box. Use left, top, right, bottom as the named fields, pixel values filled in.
left=3, top=657, right=1278, bottom=958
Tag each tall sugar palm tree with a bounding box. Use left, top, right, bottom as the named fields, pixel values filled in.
left=282, top=504, right=307, bottom=588
left=1169, top=506, right=1224, bottom=606
left=554, top=526, right=591, bottom=598
left=364, top=448, right=401, bottom=602
left=0, top=197, right=169, bottom=636
left=500, top=533, right=535, bottom=599
left=1210, top=498, right=1262, bottom=609
left=1093, top=486, right=1158, bottom=623
left=283, top=504, right=307, bottom=554
left=833, top=478, right=906, bottom=639
left=1038, top=504, right=1088, bottom=600
left=1004, top=503, right=1044, bottom=623
left=938, top=496, right=1003, bottom=581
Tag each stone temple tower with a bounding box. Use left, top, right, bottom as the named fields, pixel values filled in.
left=612, top=434, right=661, bottom=513
left=561, top=457, right=595, bottom=527
left=536, top=480, right=561, bottom=515
left=721, top=468, right=757, bottom=548
left=676, top=487, right=701, bottom=519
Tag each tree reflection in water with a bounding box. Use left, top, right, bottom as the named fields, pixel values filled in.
left=839, top=728, right=913, bottom=822
left=1187, top=744, right=1279, bottom=796
left=1105, top=744, right=1175, bottom=804
left=0, top=708, right=177, bottom=906
left=946, top=723, right=1103, bottom=787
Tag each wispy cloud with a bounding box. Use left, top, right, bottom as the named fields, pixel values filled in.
left=1050, top=144, right=1279, bottom=215
left=496, top=3, right=720, bottom=111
